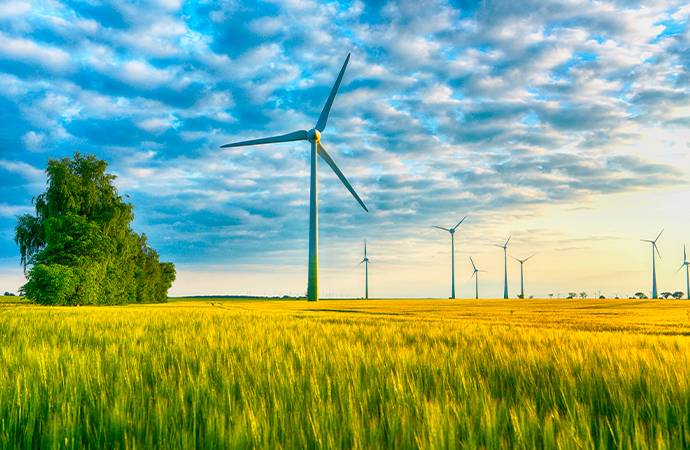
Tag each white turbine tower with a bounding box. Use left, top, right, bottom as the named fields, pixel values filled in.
left=641, top=230, right=663, bottom=299
left=509, top=253, right=537, bottom=299
left=494, top=237, right=511, bottom=299
left=675, top=244, right=689, bottom=300
left=354, top=240, right=371, bottom=299
left=432, top=216, right=467, bottom=299
left=469, top=256, right=487, bottom=299
left=221, top=54, right=368, bottom=302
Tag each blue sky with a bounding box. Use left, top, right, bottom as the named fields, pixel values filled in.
left=1, top=0, right=689, bottom=299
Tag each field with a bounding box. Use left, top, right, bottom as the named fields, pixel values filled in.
left=1, top=298, right=689, bottom=449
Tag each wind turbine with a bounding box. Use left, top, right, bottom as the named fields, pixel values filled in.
left=354, top=240, right=371, bottom=299
left=641, top=230, right=663, bottom=299
left=675, top=244, right=690, bottom=300
left=509, top=253, right=537, bottom=299
left=494, top=237, right=511, bottom=299
left=221, top=54, right=368, bottom=302
left=469, top=256, right=487, bottom=299
left=432, top=216, right=467, bottom=299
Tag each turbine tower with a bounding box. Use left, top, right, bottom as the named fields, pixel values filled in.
left=495, top=237, right=511, bottom=299
left=354, top=240, right=371, bottom=299
left=432, top=216, right=467, bottom=299
left=641, top=230, right=663, bottom=299
left=221, top=54, right=368, bottom=302
left=510, top=253, right=537, bottom=299
left=675, top=244, right=690, bottom=300
left=469, top=256, right=487, bottom=299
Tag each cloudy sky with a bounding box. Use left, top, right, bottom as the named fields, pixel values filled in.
left=1, top=0, right=689, bottom=299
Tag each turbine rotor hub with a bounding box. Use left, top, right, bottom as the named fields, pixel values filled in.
left=450, top=228, right=455, bottom=234
left=307, top=128, right=321, bottom=142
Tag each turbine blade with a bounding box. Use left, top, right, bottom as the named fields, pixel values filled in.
left=494, top=244, right=505, bottom=248
left=220, top=130, right=308, bottom=148
left=316, top=141, right=368, bottom=212
left=525, top=253, right=538, bottom=261
left=504, top=236, right=511, bottom=247
left=469, top=255, right=477, bottom=271
left=509, top=254, right=520, bottom=262
left=352, top=260, right=365, bottom=270
left=469, top=272, right=477, bottom=282
left=655, top=229, right=664, bottom=242
left=453, top=215, right=467, bottom=230
left=654, top=242, right=661, bottom=259
left=315, top=53, right=350, bottom=132
left=432, top=225, right=451, bottom=232
left=684, top=244, right=686, bottom=262
left=364, top=239, right=367, bottom=258
left=676, top=264, right=685, bottom=275
left=641, top=240, right=653, bottom=243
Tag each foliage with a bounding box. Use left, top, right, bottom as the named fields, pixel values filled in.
left=579, top=291, right=587, bottom=298
left=1, top=298, right=689, bottom=449
left=14, top=152, right=175, bottom=305
left=672, top=291, right=684, bottom=299
left=660, top=292, right=672, bottom=299
left=635, top=292, right=648, bottom=299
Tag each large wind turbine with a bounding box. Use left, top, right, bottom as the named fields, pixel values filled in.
left=641, top=230, right=663, bottom=299
left=510, top=253, right=537, bottom=299
left=675, top=244, right=689, bottom=300
left=221, top=54, right=368, bottom=302
left=469, top=256, right=487, bottom=299
left=354, top=240, right=371, bottom=299
left=494, top=237, right=511, bottom=299
left=432, top=216, right=467, bottom=299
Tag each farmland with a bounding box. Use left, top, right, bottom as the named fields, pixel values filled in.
left=1, top=298, right=689, bottom=449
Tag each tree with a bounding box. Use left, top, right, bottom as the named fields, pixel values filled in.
left=672, top=291, right=684, bottom=299
left=548, top=293, right=553, bottom=299
left=15, top=152, right=175, bottom=305
left=659, top=292, right=672, bottom=299
left=567, top=292, right=577, bottom=299
left=634, top=292, right=648, bottom=299
left=580, top=292, right=587, bottom=298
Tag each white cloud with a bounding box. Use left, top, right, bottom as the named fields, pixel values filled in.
left=0, top=31, right=71, bottom=72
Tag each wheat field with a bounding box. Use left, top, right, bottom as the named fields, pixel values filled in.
left=1, top=297, right=689, bottom=449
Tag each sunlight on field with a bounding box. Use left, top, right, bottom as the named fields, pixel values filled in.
left=1, top=299, right=689, bottom=448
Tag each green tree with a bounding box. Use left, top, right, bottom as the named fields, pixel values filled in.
left=15, top=152, right=175, bottom=305
left=660, top=292, right=672, bottom=299
left=672, top=291, right=684, bottom=299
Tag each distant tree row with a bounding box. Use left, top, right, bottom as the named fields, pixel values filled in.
left=552, top=291, right=685, bottom=300
left=15, top=152, right=175, bottom=305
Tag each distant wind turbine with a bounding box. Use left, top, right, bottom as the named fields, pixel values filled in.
left=641, top=230, right=663, bottom=299
left=509, top=253, right=538, bottom=299
left=469, top=256, right=487, bottom=299
left=354, top=240, right=371, bottom=299
left=675, top=244, right=689, bottom=300
left=432, top=216, right=467, bottom=299
left=494, top=237, right=511, bottom=299
left=221, top=54, right=368, bottom=302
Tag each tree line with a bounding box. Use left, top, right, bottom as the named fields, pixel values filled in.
left=14, top=152, right=175, bottom=305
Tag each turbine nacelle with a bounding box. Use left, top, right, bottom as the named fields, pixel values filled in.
left=307, top=128, right=321, bottom=142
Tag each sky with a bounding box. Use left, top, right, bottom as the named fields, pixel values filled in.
left=1, top=0, right=689, bottom=299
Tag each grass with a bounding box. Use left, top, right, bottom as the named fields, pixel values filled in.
left=0, top=295, right=27, bottom=305
left=1, top=298, right=689, bottom=449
